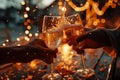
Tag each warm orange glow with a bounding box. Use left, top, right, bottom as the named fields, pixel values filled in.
left=101, top=19, right=106, bottom=23
left=26, top=19, right=31, bottom=23
left=24, top=22, right=28, bottom=26
left=16, top=63, right=22, bottom=70
left=29, top=60, right=40, bottom=69
left=114, top=0, right=118, bottom=3
left=59, top=6, right=63, bottom=10
left=26, top=75, right=33, bottom=79
left=93, top=19, right=100, bottom=26
left=111, top=3, right=116, bottom=8
left=29, top=62, right=37, bottom=69
left=58, top=1, right=63, bottom=5
left=58, top=43, right=73, bottom=68
left=27, top=25, right=31, bottom=30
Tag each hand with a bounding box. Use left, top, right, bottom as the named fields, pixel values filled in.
left=27, top=39, right=57, bottom=64
left=70, top=28, right=112, bottom=53
left=0, top=38, right=57, bottom=65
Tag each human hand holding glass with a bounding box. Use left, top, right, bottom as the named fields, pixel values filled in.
left=62, top=14, right=96, bottom=79
left=67, top=28, right=113, bottom=79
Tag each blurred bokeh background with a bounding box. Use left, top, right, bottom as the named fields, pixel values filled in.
left=0, top=0, right=120, bottom=80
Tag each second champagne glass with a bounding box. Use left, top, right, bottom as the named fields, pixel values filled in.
left=63, top=14, right=95, bottom=79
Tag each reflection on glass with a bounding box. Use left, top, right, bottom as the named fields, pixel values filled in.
left=42, top=16, right=63, bottom=80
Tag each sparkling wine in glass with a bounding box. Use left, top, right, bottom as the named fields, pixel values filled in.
left=42, top=16, right=63, bottom=50
left=42, top=16, right=63, bottom=80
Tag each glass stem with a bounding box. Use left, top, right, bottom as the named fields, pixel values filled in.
left=81, top=53, right=86, bottom=69
left=50, top=58, right=54, bottom=77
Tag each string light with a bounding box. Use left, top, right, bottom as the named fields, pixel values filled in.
left=27, top=25, right=31, bottom=30
left=29, top=33, right=33, bottom=37
left=63, top=0, right=119, bottom=27
left=61, top=7, right=66, bottom=12
left=66, top=0, right=115, bottom=16
left=24, top=13, right=28, bottom=18
left=6, top=39, right=9, bottom=42
left=17, top=38, right=20, bottom=41
left=24, top=36, right=30, bottom=41
left=2, top=43, right=6, bottom=46
left=58, top=0, right=63, bottom=10
left=26, top=6, right=30, bottom=11
left=35, top=33, right=39, bottom=37
left=25, top=30, right=30, bottom=35
left=101, top=19, right=106, bottom=23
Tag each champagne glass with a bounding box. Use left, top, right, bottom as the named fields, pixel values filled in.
left=42, top=16, right=63, bottom=80
left=63, top=14, right=95, bottom=79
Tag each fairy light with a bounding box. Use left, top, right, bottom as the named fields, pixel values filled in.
left=27, top=25, right=31, bottom=30
left=17, top=38, right=20, bottom=41
left=24, top=13, right=28, bottom=18
left=35, top=33, right=39, bottom=37
left=2, top=43, right=6, bottom=46
left=66, top=0, right=115, bottom=15
left=58, top=0, right=63, bottom=10
left=60, top=43, right=73, bottom=64
left=92, top=2, right=104, bottom=16
left=65, top=0, right=118, bottom=27
left=26, top=6, right=30, bottom=11
left=101, top=19, right=106, bottom=23
left=29, top=33, right=32, bottom=37
left=93, top=21, right=98, bottom=26
left=6, top=39, right=9, bottom=42
left=61, top=7, right=66, bottom=12
left=24, top=36, right=30, bottom=41
left=25, top=30, right=29, bottom=35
